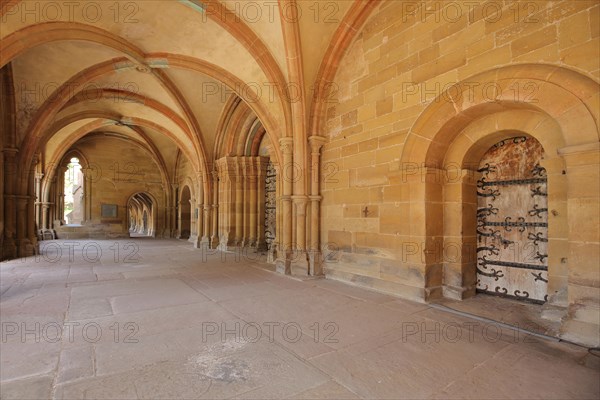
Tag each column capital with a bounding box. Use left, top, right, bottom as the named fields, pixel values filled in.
left=31, top=153, right=40, bottom=165
left=292, top=195, right=309, bottom=215
left=308, top=136, right=328, bottom=153
left=279, top=137, right=294, bottom=154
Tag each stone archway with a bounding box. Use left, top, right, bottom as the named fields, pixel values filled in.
left=63, top=157, right=84, bottom=225
left=54, top=149, right=91, bottom=227
left=127, top=192, right=156, bottom=237
left=439, top=110, right=568, bottom=305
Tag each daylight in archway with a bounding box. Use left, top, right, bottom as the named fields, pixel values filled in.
left=1, top=1, right=599, bottom=399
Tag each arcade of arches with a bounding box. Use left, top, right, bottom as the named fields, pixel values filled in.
left=1, top=0, right=599, bottom=356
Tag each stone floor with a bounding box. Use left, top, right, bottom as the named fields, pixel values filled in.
left=435, top=294, right=562, bottom=338
left=1, top=239, right=598, bottom=400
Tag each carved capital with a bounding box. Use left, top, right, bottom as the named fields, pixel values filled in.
left=308, top=136, right=327, bottom=154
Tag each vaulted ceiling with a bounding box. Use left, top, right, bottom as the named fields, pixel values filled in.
left=1, top=0, right=370, bottom=188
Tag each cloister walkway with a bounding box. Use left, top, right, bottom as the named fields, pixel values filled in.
left=1, top=239, right=598, bottom=399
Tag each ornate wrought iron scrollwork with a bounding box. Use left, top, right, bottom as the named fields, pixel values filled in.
left=532, top=163, right=547, bottom=178
left=477, top=226, right=499, bottom=238
left=534, top=251, right=547, bottom=263
left=477, top=188, right=501, bottom=201
left=528, top=204, right=548, bottom=218
left=527, top=232, right=547, bottom=245
left=477, top=278, right=489, bottom=291
left=531, top=272, right=548, bottom=283
left=495, top=286, right=508, bottom=295
left=476, top=245, right=499, bottom=256
left=477, top=204, right=499, bottom=218
left=476, top=266, right=504, bottom=281
left=483, top=217, right=547, bottom=232
left=502, top=217, right=526, bottom=232
left=264, top=162, right=277, bottom=250
left=531, top=186, right=547, bottom=197
left=480, top=177, right=547, bottom=187
left=477, top=163, right=497, bottom=178
left=493, top=136, right=527, bottom=149
left=498, top=236, right=515, bottom=248
left=476, top=227, right=514, bottom=248
left=479, top=255, right=547, bottom=272
left=514, top=290, right=530, bottom=299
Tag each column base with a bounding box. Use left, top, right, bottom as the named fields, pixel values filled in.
left=17, top=239, right=35, bottom=258
left=218, top=235, right=238, bottom=251
left=199, top=236, right=211, bottom=249
left=210, top=236, right=219, bottom=249
left=256, top=240, right=268, bottom=252
left=309, top=250, right=323, bottom=276
left=267, top=246, right=277, bottom=264
left=30, top=237, right=39, bottom=255
left=192, top=235, right=203, bottom=248
left=290, top=251, right=310, bottom=276
left=275, top=256, right=291, bottom=275
left=442, top=284, right=476, bottom=300
left=2, top=239, right=17, bottom=261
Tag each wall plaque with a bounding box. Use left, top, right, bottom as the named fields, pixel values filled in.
left=101, top=204, right=118, bottom=218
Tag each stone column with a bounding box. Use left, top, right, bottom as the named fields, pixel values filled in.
left=82, top=167, right=92, bottom=222
left=276, top=138, right=293, bottom=274
left=217, top=158, right=237, bottom=249
left=234, top=158, right=244, bottom=247
left=188, top=197, right=195, bottom=243
left=16, top=195, right=34, bottom=257
left=308, top=136, right=327, bottom=275
left=56, top=166, right=67, bottom=224
left=34, top=172, right=43, bottom=230
left=176, top=197, right=183, bottom=239
left=242, top=158, right=251, bottom=247
left=247, top=158, right=258, bottom=248
left=41, top=203, right=50, bottom=230
left=170, top=183, right=179, bottom=238
left=291, top=195, right=309, bottom=274
left=273, top=163, right=282, bottom=262
left=210, top=171, right=219, bottom=249
left=193, top=172, right=204, bottom=248
left=47, top=176, right=55, bottom=227
left=2, top=148, right=18, bottom=259
left=27, top=162, right=38, bottom=251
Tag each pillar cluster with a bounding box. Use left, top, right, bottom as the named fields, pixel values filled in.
left=215, top=156, right=270, bottom=252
